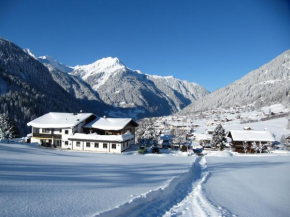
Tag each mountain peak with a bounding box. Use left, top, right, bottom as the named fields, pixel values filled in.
left=74, top=56, right=126, bottom=74
left=91, top=57, right=125, bottom=69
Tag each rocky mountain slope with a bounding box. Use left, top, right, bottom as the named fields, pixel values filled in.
left=25, top=50, right=209, bottom=119
left=71, top=57, right=209, bottom=117
left=179, top=50, right=290, bottom=115
left=147, top=75, right=209, bottom=110
left=0, top=38, right=90, bottom=135
left=38, top=60, right=107, bottom=114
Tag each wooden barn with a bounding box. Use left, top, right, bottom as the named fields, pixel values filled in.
left=228, top=130, right=275, bottom=153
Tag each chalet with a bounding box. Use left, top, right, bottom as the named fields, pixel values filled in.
left=227, top=130, right=275, bottom=153
left=27, top=113, right=138, bottom=153
left=194, top=133, right=212, bottom=146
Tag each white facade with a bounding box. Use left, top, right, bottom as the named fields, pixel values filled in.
left=67, top=140, right=132, bottom=153
left=27, top=112, right=138, bottom=154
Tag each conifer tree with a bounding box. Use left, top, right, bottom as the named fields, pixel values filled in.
left=211, top=124, right=227, bottom=150
left=0, top=114, right=19, bottom=139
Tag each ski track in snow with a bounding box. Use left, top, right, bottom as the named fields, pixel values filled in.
left=94, top=157, right=232, bottom=217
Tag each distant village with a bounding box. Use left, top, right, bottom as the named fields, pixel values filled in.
left=135, top=103, right=290, bottom=154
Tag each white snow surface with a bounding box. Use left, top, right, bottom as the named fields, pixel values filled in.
left=84, top=117, right=136, bottom=130
left=204, top=153, right=290, bottom=217
left=0, top=142, right=195, bottom=217
left=1, top=141, right=290, bottom=217
left=27, top=112, right=94, bottom=128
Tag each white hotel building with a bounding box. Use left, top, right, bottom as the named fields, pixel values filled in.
left=27, top=112, right=138, bottom=153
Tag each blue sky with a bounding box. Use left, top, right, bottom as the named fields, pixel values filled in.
left=1, top=0, right=290, bottom=91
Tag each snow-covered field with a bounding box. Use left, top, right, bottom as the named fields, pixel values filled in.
left=0, top=142, right=195, bottom=217
left=204, top=152, right=290, bottom=217
left=1, top=141, right=290, bottom=217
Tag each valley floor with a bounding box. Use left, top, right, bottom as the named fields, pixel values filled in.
left=0, top=142, right=290, bottom=217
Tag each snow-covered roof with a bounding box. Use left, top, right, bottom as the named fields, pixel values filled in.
left=27, top=112, right=95, bottom=128
left=84, top=117, right=138, bottom=131
left=68, top=132, right=134, bottom=142
left=194, top=133, right=212, bottom=141
left=229, top=130, right=275, bottom=142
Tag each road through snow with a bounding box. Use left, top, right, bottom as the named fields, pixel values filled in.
left=96, top=157, right=227, bottom=217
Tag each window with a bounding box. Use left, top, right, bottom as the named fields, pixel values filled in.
left=76, top=142, right=80, bottom=147
left=86, top=142, right=90, bottom=148
left=43, top=128, right=50, bottom=133
left=94, top=143, right=99, bottom=148
left=112, top=144, right=116, bottom=149
left=65, top=130, right=69, bottom=134
left=103, top=143, right=107, bottom=149
left=65, top=141, right=68, bottom=146
left=59, top=129, right=62, bottom=133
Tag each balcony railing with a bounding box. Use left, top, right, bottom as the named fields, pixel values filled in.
left=32, top=133, right=62, bottom=139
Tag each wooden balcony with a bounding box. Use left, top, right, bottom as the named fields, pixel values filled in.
left=32, top=133, right=62, bottom=139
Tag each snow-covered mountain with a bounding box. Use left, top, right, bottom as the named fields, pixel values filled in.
left=72, top=57, right=127, bottom=90
left=23, top=46, right=210, bottom=119
left=179, top=50, right=290, bottom=115
left=147, top=75, right=210, bottom=110
left=71, top=57, right=209, bottom=117
left=38, top=55, right=74, bottom=73
left=0, top=37, right=91, bottom=135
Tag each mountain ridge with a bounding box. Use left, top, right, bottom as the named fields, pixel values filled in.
left=178, top=49, right=290, bottom=115
left=34, top=50, right=209, bottom=118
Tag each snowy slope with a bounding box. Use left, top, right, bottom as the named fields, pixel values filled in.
left=38, top=55, right=74, bottom=73
left=179, top=50, right=290, bottom=115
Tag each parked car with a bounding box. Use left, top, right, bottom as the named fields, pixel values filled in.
left=151, top=147, right=160, bottom=154
left=138, top=146, right=147, bottom=154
